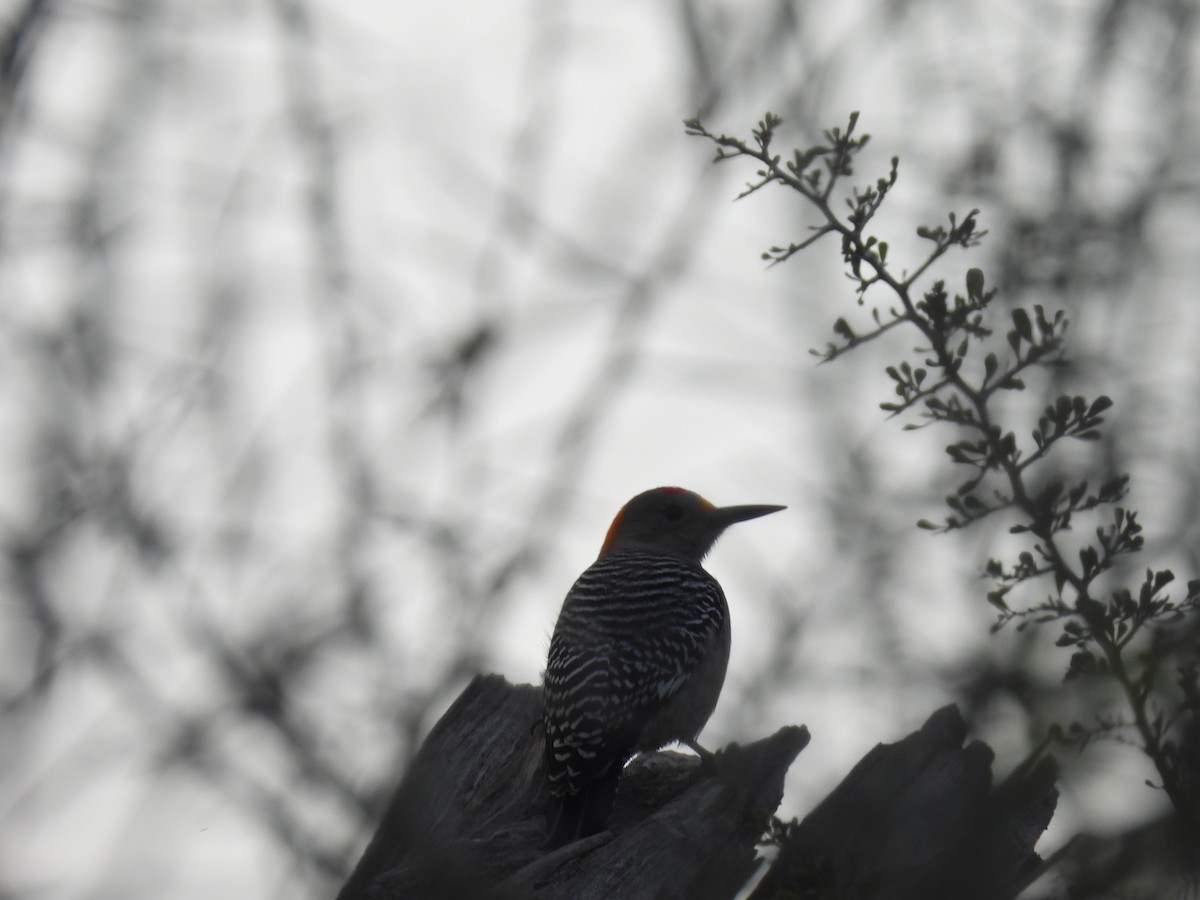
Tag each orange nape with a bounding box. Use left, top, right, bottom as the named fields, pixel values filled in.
left=598, top=487, right=715, bottom=555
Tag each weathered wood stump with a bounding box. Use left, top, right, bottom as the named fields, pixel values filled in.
left=749, top=704, right=1058, bottom=900
left=336, top=674, right=1056, bottom=900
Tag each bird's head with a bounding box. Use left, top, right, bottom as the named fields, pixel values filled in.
left=598, top=486, right=785, bottom=561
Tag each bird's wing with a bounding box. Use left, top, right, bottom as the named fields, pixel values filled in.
left=543, top=552, right=726, bottom=796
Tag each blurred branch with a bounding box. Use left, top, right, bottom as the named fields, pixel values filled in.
left=0, top=0, right=51, bottom=141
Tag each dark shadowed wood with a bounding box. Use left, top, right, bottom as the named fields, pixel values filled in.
left=336, top=674, right=808, bottom=900
left=750, top=705, right=1057, bottom=900
left=336, top=677, right=1056, bottom=900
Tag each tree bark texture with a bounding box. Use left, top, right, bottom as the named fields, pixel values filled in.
left=336, top=674, right=1056, bottom=900
left=750, top=704, right=1058, bottom=900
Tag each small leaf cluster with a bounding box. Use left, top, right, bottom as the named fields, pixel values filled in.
left=687, top=111, right=1200, bottom=827
left=684, top=112, right=898, bottom=275
left=1057, top=571, right=1198, bottom=662
left=759, top=812, right=800, bottom=848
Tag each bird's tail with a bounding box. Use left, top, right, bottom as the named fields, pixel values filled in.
left=542, top=765, right=621, bottom=850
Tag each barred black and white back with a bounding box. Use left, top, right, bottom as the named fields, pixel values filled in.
left=542, top=548, right=730, bottom=845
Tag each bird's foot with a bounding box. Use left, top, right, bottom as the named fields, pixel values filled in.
left=683, top=738, right=722, bottom=775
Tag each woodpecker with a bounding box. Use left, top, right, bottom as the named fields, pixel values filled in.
left=542, top=486, right=785, bottom=848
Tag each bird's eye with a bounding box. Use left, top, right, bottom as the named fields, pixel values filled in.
left=662, top=503, right=683, bottom=521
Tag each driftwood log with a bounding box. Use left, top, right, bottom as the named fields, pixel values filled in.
left=336, top=674, right=1056, bottom=900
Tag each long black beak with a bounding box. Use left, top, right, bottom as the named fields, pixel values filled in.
left=712, top=503, right=786, bottom=528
